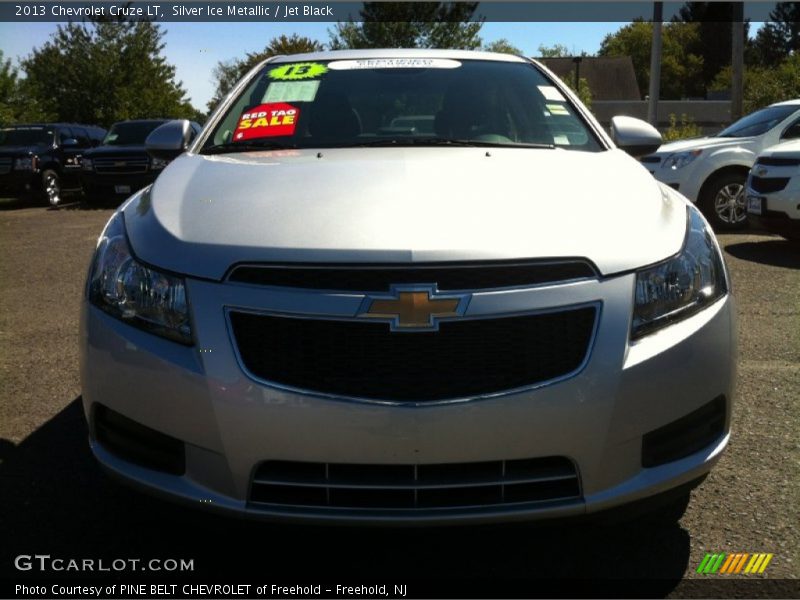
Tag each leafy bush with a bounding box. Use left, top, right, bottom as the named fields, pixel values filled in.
left=663, top=113, right=703, bottom=141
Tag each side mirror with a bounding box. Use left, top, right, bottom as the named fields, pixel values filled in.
left=145, top=120, right=194, bottom=161
left=61, top=138, right=79, bottom=148
left=610, top=116, right=662, bottom=158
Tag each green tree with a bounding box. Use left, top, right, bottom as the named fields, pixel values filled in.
left=207, top=34, right=324, bottom=112
left=752, top=3, right=800, bottom=67
left=328, top=2, right=483, bottom=50
left=20, top=21, right=198, bottom=127
left=598, top=20, right=704, bottom=99
left=483, top=39, right=522, bottom=55
left=675, top=2, right=750, bottom=95
left=537, top=43, right=571, bottom=58
left=711, top=54, right=800, bottom=114
left=0, top=50, right=20, bottom=125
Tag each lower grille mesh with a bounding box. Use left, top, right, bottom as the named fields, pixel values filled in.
left=250, top=457, right=581, bottom=510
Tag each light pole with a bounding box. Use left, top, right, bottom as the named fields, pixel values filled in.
left=572, top=56, right=583, bottom=94
left=647, top=2, right=663, bottom=126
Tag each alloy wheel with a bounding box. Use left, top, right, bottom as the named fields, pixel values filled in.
left=713, top=182, right=746, bottom=224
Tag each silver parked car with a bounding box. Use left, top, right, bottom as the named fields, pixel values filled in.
left=80, top=50, right=736, bottom=525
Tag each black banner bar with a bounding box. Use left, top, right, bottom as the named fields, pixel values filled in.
left=0, top=1, right=792, bottom=23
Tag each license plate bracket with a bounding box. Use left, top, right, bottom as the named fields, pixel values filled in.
left=746, top=194, right=764, bottom=215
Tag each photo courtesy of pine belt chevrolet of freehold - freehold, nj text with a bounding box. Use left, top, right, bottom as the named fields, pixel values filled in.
left=80, top=49, right=736, bottom=525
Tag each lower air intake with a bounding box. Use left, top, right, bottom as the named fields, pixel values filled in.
left=249, top=457, right=581, bottom=511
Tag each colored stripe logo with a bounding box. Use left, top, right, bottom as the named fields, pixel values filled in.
left=697, top=552, right=773, bottom=574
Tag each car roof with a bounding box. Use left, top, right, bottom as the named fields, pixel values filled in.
left=4, top=123, right=104, bottom=129
left=769, top=99, right=800, bottom=107
left=268, top=48, right=527, bottom=65
left=110, top=119, right=171, bottom=125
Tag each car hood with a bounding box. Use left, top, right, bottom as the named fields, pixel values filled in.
left=0, top=145, right=48, bottom=156
left=654, top=136, right=753, bottom=155
left=758, top=139, right=800, bottom=157
left=123, top=147, right=688, bottom=280
left=86, top=145, right=148, bottom=156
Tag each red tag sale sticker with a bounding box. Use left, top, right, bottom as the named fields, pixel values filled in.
left=233, top=103, right=299, bottom=140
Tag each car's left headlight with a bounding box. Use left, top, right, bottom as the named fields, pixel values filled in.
left=663, top=149, right=702, bottom=170
left=150, top=157, right=169, bottom=170
left=631, top=207, right=728, bottom=340
left=88, top=211, right=193, bottom=345
left=14, top=157, right=36, bottom=171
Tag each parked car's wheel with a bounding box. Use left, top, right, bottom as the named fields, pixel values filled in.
left=699, top=171, right=748, bottom=230
left=41, top=169, right=62, bottom=207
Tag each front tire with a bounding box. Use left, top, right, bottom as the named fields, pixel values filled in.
left=41, top=169, right=62, bottom=207
left=699, top=171, right=748, bottom=231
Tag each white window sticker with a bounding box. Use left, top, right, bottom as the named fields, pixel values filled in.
left=263, top=81, right=320, bottom=103
left=546, top=103, right=569, bottom=116
left=328, top=58, right=462, bottom=71
left=538, top=85, right=566, bottom=101
left=553, top=134, right=570, bottom=145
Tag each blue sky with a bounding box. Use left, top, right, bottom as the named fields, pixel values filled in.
left=0, top=21, right=624, bottom=108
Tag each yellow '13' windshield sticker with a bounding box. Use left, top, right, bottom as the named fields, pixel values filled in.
left=269, top=63, right=328, bottom=81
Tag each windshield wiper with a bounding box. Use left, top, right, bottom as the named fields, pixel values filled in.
left=333, top=138, right=556, bottom=149
left=201, top=141, right=297, bottom=155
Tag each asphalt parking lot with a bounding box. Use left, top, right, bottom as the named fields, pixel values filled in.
left=1, top=196, right=798, bottom=596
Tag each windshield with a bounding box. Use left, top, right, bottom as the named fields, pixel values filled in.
left=203, top=58, right=602, bottom=153
left=103, top=121, right=166, bottom=146
left=0, top=127, right=54, bottom=146
left=718, top=105, right=799, bottom=138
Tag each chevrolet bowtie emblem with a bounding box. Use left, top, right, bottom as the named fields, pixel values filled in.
left=359, top=285, right=470, bottom=331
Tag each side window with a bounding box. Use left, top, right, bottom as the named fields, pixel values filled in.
left=73, top=128, right=91, bottom=147
left=57, top=128, right=71, bottom=144
left=781, top=118, right=800, bottom=140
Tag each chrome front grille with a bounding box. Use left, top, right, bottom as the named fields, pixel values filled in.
left=249, top=457, right=581, bottom=511
left=92, top=156, right=149, bottom=174
left=0, top=158, right=12, bottom=174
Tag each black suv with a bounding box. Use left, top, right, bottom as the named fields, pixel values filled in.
left=81, top=119, right=201, bottom=204
left=0, top=124, right=106, bottom=206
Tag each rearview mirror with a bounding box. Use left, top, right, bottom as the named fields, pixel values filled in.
left=146, top=120, right=194, bottom=161
left=610, top=116, right=662, bottom=158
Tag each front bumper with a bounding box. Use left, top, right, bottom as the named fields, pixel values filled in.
left=0, top=170, right=38, bottom=195
left=80, top=273, right=736, bottom=524
left=648, top=161, right=703, bottom=202
left=747, top=179, right=800, bottom=238
left=81, top=172, right=158, bottom=198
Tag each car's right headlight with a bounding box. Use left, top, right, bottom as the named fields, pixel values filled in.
left=88, top=211, right=193, bottom=345
left=663, top=149, right=702, bottom=170
left=631, top=207, right=728, bottom=340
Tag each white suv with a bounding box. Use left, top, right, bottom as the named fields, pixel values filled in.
left=746, top=139, right=800, bottom=241
left=642, top=100, right=800, bottom=230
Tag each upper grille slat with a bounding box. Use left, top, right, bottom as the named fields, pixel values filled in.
left=227, top=260, right=597, bottom=292
left=230, top=306, right=597, bottom=402
left=749, top=175, right=791, bottom=194
left=92, top=156, right=149, bottom=174
left=755, top=157, right=800, bottom=167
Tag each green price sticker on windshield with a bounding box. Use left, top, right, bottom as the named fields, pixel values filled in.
left=269, top=62, right=328, bottom=81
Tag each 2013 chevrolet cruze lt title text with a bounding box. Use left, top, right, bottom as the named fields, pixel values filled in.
left=80, top=50, right=736, bottom=524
